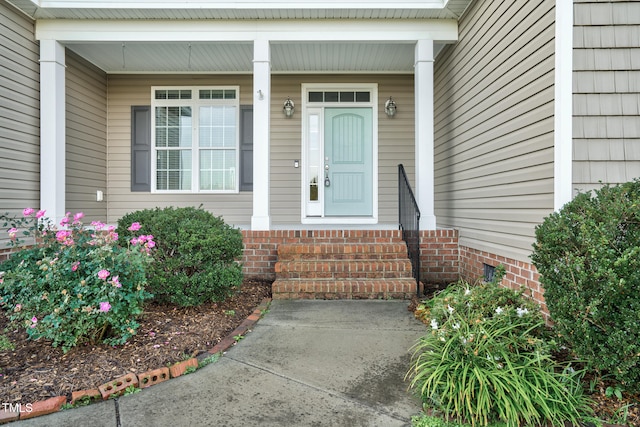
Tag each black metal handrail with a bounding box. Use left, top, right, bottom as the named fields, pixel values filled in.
left=398, top=164, right=421, bottom=295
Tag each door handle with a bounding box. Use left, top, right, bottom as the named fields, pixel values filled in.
left=324, top=172, right=331, bottom=187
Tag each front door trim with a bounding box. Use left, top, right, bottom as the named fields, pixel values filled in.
left=301, top=83, right=378, bottom=224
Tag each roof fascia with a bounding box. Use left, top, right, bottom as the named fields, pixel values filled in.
left=36, top=19, right=459, bottom=42
left=35, top=0, right=447, bottom=10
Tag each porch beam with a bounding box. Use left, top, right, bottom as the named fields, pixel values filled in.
left=414, top=39, right=436, bottom=230
left=251, top=39, right=271, bottom=230
left=39, top=39, right=66, bottom=225
left=35, top=19, right=458, bottom=43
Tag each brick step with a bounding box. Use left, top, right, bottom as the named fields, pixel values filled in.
left=275, top=260, right=412, bottom=279
left=276, top=242, right=409, bottom=261
left=272, top=278, right=417, bottom=300
left=273, top=230, right=404, bottom=243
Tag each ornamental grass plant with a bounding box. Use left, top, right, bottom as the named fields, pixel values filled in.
left=0, top=209, right=154, bottom=352
left=408, top=268, right=594, bottom=427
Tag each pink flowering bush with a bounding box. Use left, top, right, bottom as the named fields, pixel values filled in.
left=0, top=209, right=154, bottom=352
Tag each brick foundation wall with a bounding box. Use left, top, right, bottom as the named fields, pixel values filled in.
left=0, top=247, right=17, bottom=264
left=459, top=245, right=547, bottom=318
left=242, top=229, right=462, bottom=285
left=419, top=229, right=460, bottom=286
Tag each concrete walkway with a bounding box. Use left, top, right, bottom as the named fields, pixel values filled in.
left=16, top=300, right=427, bottom=426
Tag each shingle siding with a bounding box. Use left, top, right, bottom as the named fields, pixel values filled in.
left=433, top=0, right=555, bottom=263
left=573, top=0, right=640, bottom=194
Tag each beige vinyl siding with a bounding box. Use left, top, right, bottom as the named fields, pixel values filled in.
left=0, top=1, right=39, bottom=245
left=106, top=74, right=254, bottom=227
left=107, top=73, right=414, bottom=227
left=65, top=50, right=108, bottom=221
left=573, top=1, right=640, bottom=193
left=433, top=0, right=555, bottom=262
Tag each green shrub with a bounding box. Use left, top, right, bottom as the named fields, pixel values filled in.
left=531, top=180, right=640, bottom=392
left=116, top=207, right=243, bottom=307
left=408, top=270, right=593, bottom=427
left=0, top=209, right=153, bottom=352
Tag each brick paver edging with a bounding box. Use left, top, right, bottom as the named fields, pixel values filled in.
left=1, top=298, right=272, bottom=424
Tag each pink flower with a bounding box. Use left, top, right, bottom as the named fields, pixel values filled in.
left=130, top=237, right=138, bottom=245
left=128, top=222, right=141, bottom=231
left=23, top=208, right=34, bottom=217
left=56, top=229, right=70, bottom=240
left=107, top=225, right=116, bottom=232
left=60, top=217, right=69, bottom=227
left=99, top=301, right=111, bottom=313
left=14, top=304, right=21, bottom=312
left=97, top=269, right=110, bottom=280
left=73, top=212, right=84, bottom=223
left=71, top=261, right=80, bottom=272
left=91, top=221, right=105, bottom=230
left=55, top=230, right=74, bottom=246
left=30, top=316, right=37, bottom=328
left=111, top=275, right=122, bottom=288
left=36, top=210, right=46, bottom=219
left=8, top=228, right=18, bottom=240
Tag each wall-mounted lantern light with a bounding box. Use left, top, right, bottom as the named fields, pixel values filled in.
left=283, top=97, right=295, bottom=117
left=384, top=96, right=397, bottom=117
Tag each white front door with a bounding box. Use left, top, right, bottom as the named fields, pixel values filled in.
left=302, top=85, right=377, bottom=222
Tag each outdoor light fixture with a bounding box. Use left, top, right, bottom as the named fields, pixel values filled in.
left=384, top=97, right=397, bottom=117
left=283, top=97, right=295, bottom=117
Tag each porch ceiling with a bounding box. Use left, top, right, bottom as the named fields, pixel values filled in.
left=65, top=41, right=421, bottom=74
left=9, top=0, right=470, bottom=74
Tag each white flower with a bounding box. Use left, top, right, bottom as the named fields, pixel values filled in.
left=452, top=322, right=460, bottom=330
left=464, top=288, right=471, bottom=296
left=516, top=307, right=529, bottom=317
left=430, top=319, right=439, bottom=330
left=447, top=305, right=454, bottom=314
left=495, top=306, right=504, bottom=315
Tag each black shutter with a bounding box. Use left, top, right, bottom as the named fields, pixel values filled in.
left=131, top=106, right=151, bottom=192
left=239, top=105, right=253, bottom=191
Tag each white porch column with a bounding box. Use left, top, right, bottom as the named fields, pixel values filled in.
left=40, top=40, right=66, bottom=224
left=414, top=39, right=436, bottom=230
left=251, top=39, right=271, bottom=230
left=554, top=0, right=573, bottom=211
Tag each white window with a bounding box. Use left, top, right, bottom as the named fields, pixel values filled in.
left=151, top=87, right=239, bottom=193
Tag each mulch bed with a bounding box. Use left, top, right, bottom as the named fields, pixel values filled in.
left=0, top=279, right=272, bottom=405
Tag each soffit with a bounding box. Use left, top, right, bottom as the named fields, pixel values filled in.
left=65, top=41, right=421, bottom=73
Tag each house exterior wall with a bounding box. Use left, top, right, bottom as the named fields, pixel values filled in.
left=105, top=73, right=416, bottom=228
left=105, top=74, right=254, bottom=226
left=573, top=0, right=640, bottom=193
left=433, top=0, right=556, bottom=266
left=65, top=50, right=108, bottom=221
left=0, top=0, right=39, bottom=249
left=0, top=1, right=39, bottom=211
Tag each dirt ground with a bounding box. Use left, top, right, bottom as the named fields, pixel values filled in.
left=0, top=279, right=272, bottom=405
